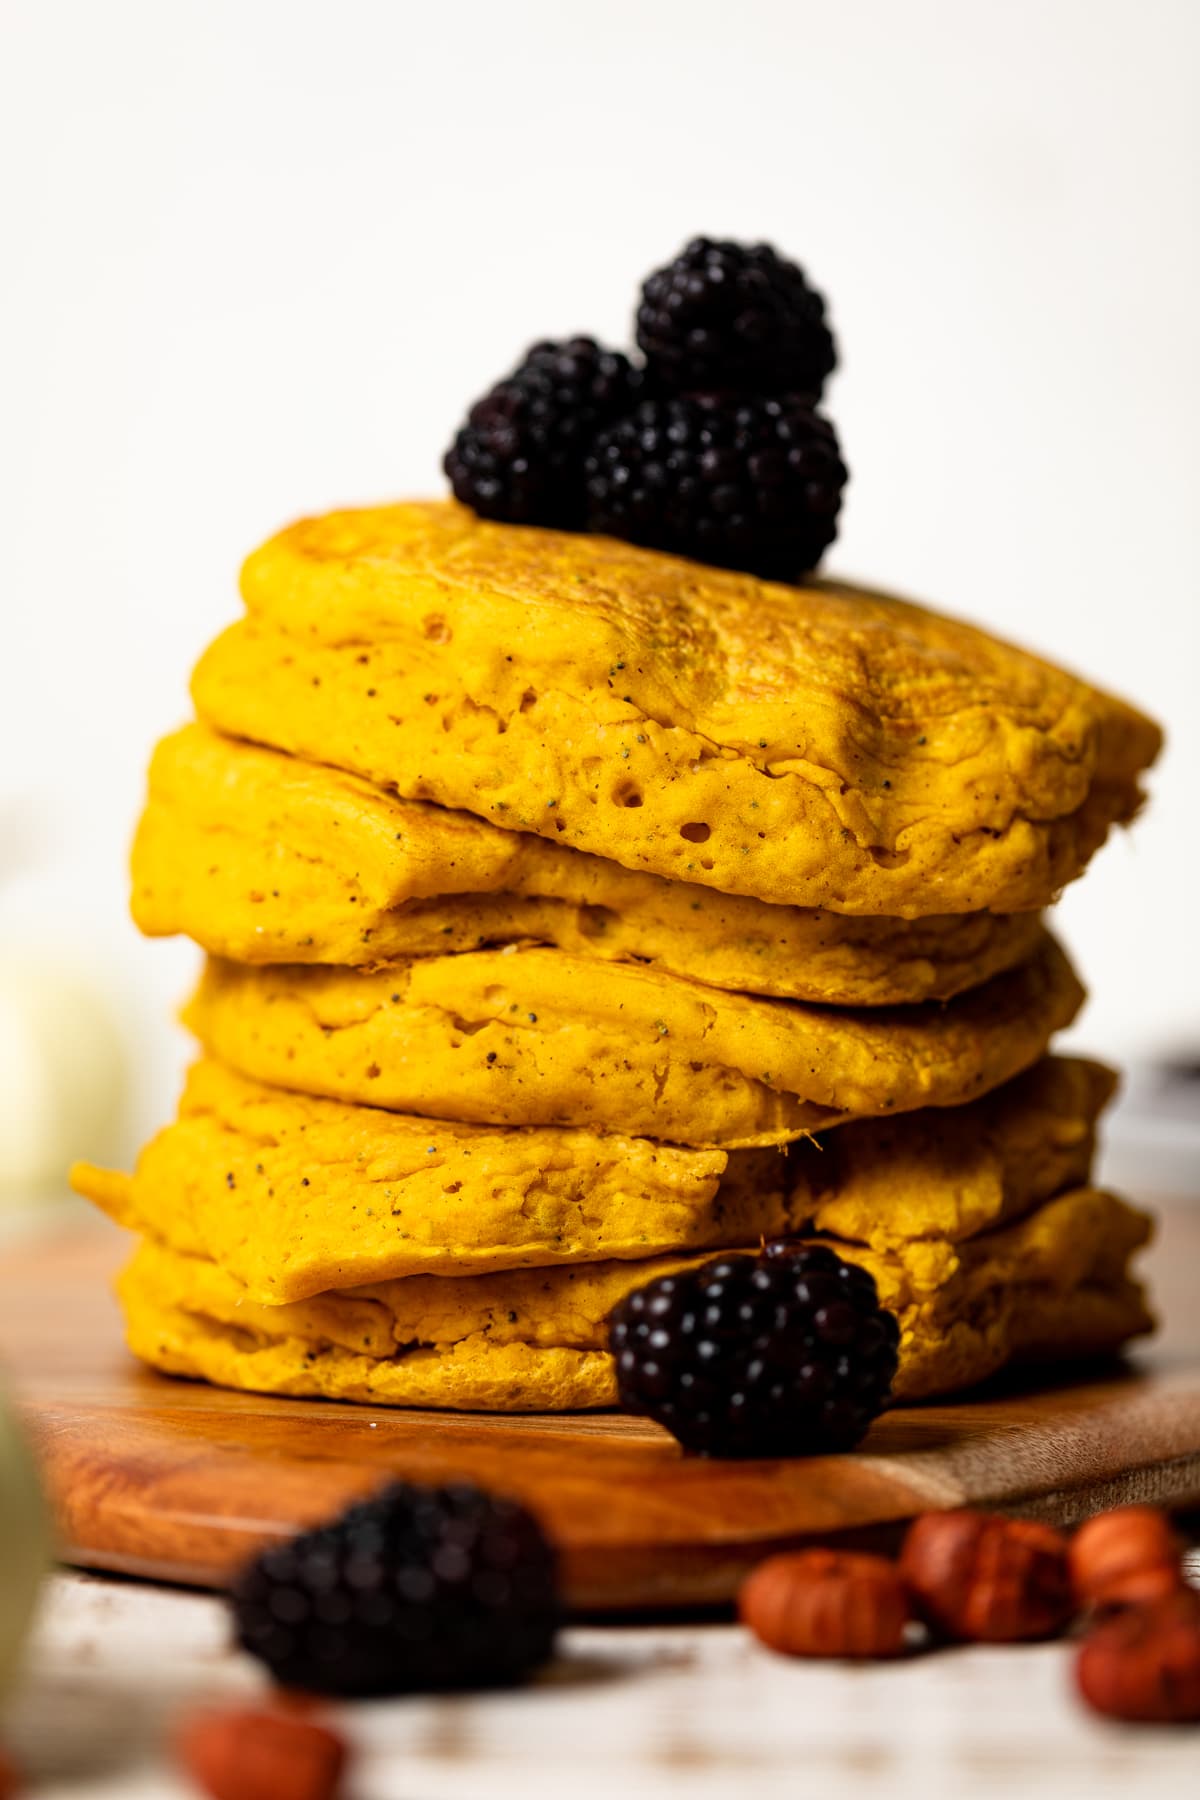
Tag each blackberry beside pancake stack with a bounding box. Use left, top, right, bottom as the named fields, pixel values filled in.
left=72, top=500, right=1160, bottom=1429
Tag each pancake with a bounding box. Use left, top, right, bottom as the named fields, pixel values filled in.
left=71, top=1059, right=789, bottom=1302
left=71, top=1053, right=1109, bottom=1306
left=190, top=500, right=1160, bottom=918
left=115, top=1186, right=1154, bottom=1410
left=180, top=935, right=1084, bottom=1148
left=791, top=1055, right=1117, bottom=1251
left=132, top=724, right=1045, bottom=1006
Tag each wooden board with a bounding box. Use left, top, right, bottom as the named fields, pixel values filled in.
left=3, top=1211, right=1199, bottom=1612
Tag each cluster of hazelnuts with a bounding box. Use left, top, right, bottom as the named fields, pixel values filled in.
left=739, top=1501, right=1199, bottom=1725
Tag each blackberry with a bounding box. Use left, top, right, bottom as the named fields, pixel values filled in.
left=231, top=1480, right=559, bottom=1696
left=443, top=336, right=641, bottom=527
left=610, top=1243, right=898, bottom=1458
left=636, top=237, right=837, bottom=396
left=585, top=393, right=848, bottom=579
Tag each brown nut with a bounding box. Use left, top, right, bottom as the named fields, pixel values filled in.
left=899, top=1509, right=1074, bottom=1642
left=740, top=1548, right=913, bottom=1659
left=0, top=1748, right=21, bottom=1798
left=175, top=1706, right=348, bottom=1800
left=1076, top=1588, right=1200, bottom=1723
left=1069, top=1505, right=1185, bottom=1613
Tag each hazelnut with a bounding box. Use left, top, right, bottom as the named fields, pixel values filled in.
left=1076, top=1589, right=1200, bottom=1723
left=740, top=1548, right=913, bottom=1659
left=1069, top=1505, right=1185, bottom=1613
left=899, top=1509, right=1074, bottom=1643
left=175, top=1706, right=348, bottom=1800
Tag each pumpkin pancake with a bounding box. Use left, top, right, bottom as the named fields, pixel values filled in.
left=190, top=500, right=1160, bottom=918
left=179, top=936, right=1084, bottom=1148
left=71, top=1053, right=1108, bottom=1306
left=114, top=1186, right=1153, bottom=1409
left=791, top=1055, right=1117, bottom=1251
left=72, top=1059, right=789, bottom=1302
left=133, top=724, right=1044, bottom=1006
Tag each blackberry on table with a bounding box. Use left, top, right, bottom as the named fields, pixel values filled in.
left=610, top=1243, right=898, bottom=1458
left=444, top=336, right=641, bottom=527
left=231, top=1480, right=559, bottom=1696
left=584, top=393, right=848, bottom=579
left=636, top=237, right=837, bottom=396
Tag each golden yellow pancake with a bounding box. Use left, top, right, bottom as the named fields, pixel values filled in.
left=115, top=1185, right=1153, bottom=1409
left=132, top=724, right=1044, bottom=1006
left=72, top=1059, right=788, bottom=1302
left=72, top=1053, right=1109, bottom=1305
left=792, top=1055, right=1117, bottom=1251
left=121, top=1250, right=614, bottom=1413
left=180, top=936, right=1083, bottom=1148
left=190, top=500, right=1160, bottom=917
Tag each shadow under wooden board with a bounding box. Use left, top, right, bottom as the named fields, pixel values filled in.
left=2, top=1216, right=1199, bottom=1613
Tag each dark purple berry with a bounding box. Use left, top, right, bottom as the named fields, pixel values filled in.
left=585, top=393, right=848, bottom=579
left=636, top=237, right=836, bottom=396
left=231, top=1480, right=559, bottom=1696
left=444, top=337, right=641, bottom=527
left=609, top=1243, right=898, bottom=1457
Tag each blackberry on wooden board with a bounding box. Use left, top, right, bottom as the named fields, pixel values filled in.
left=610, top=1243, right=898, bottom=1458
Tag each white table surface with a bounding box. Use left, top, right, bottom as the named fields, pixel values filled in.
left=4, top=1559, right=1198, bottom=1800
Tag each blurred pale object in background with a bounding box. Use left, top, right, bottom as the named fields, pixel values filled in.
left=0, top=1383, right=51, bottom=1695
left=0, top=950, right=127, bottom=1202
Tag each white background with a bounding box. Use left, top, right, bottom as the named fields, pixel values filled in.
left=1, top=0, right=1197, bottom=1160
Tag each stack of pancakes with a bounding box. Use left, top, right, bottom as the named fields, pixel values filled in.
left=73, top=501, right=1163, bottom=1413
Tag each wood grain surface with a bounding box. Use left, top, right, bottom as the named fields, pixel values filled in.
left=2, top=1211, right=1198, bottom=1612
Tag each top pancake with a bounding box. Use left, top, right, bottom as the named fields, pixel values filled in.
left=191, top=500, right=1160, bottom=917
